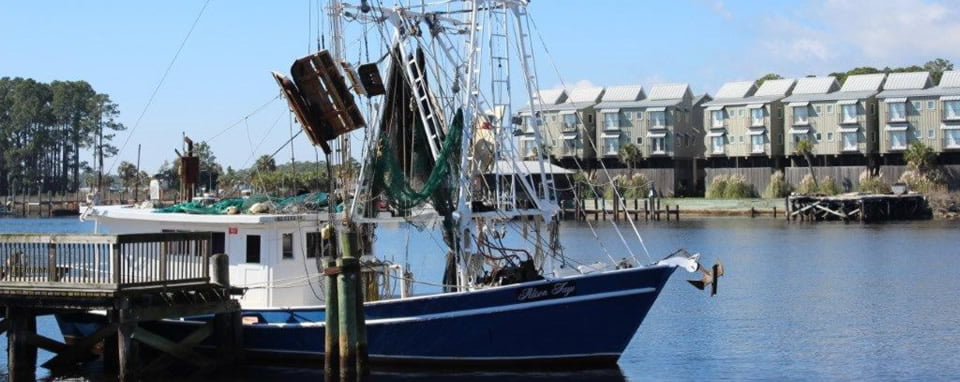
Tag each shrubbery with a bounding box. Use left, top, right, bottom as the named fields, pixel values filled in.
left=706, top=174, right=755, bottom=199
left=899, top=170, right=946, bottom=194
left=796, top=174, right=817, bottom=195
left=858, top=171, right=891, bottom=194
left=818, top=176, right=841, bottom=196
left=763, top=171, right=793, bottom=198
left=603, top=173, right=651, bottom=200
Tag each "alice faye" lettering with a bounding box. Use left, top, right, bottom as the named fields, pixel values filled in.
left=517, top=281, right=577, bottom=302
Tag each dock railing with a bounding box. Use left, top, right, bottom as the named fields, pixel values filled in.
left=0, top=232, right=212, bottom=292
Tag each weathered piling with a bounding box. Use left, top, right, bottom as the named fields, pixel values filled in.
left=336, top=225, right=368, bottom=379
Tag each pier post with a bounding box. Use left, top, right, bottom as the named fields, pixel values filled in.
left=323, top=225, right=340, bottom=381
left=117, top=309, right=139, bottom=382
left=7, top=307, right=37, bottom=382
left=337, top=225, right=367, bottom=379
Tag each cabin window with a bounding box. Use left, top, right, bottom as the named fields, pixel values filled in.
left=306, top=232, right=334, bottom=259
left=246, top=235, right=261, bottom=264
left=282, top=233, right=294, bottom=260
left=212, top=232, right=225, bottom=255
left=927, top=100, right=935, bottom=110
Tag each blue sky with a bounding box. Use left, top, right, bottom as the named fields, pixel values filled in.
left=3, top=0, right=959, bottom=173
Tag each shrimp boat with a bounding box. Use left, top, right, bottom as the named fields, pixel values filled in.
left=59, top=0, right=713, bottom=367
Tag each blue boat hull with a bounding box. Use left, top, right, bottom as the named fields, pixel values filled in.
left=56, top=265, right=676, bottom=367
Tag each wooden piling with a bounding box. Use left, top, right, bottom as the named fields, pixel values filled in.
left=7, top=307, right=38, bottom=382
left=337, top=227, right=367, bottom=379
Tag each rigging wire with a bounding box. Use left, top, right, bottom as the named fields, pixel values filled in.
left=108, top=0, right=213, bottom=174
left=525, top=13, right=653, bottom=265
left=204, top=95, right=282, bottom=143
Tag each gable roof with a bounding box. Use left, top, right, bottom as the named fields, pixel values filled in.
left=534, top=89, right=566, bottom=105
left=791, top=77, right=840, bottom=95
left=754, top=79, right=796, bottom=97
left=938, top=71, right=960, bottom=88
left=600, top=85, right=645, bottom=102
left=882, top=72, right=931, bottom=90
left=840, top=73, right=885, bottom=92
left=564, top=87, right=604, bottom=104
left=713, top=81, right=756, bottom=99
left=647, top=83, right=691, bottom=100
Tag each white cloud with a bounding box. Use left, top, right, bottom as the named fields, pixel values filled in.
left=818, top=0, right=960, bottom=59
left=758, top=16, right=834, bottom=63
left=698, top=0, right=733, bottom=19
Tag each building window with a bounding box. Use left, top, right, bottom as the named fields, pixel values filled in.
left=927, top=100, right=936, bottom=110
left=778, top=108, right=784, bottom=119
left=826, top=105, right=833, bottom=114
left=738, top=135, right=744, bottom=143
left=751, top=108, right=764, bottom=126
left=738, top=109, right=745, bottom=118
left=246, top=235, right=261, bottom=264
left=814, top=105, right=822, bottom=114
left=637, top=137, right=643, bottom=144
left=636, top=112, right=643, bottom=120
left=603, top=112, right=619, bottom=130
left=650, top=111, right=666, bottom=128
left=562, top=137, right=576, bottom=155
left=928, top=129, right=935, bottom=139
left=911, top=101, right=921, bottom=112
left=651, top=137, right=666, bottom=153
left=711, top=110, right=724, bottom=128
left=827, top=132, right=833, bottom=141
left=945, top=101, right=960, bottom=120
left=793, top=106, right=809, bottom=125
left=562, top=113, right=577, bottom=130
left=888, top=102, right=906, bottom=122
left=890, top=131, right=907, bottom=150
left=841, top=104, right=858, bottom=123
left=751, top=135, right=764, bottom=153
left=282, top=233, right=294, bottom=260
left=711, top=136, right=724, bottom=154
left=603, top=136, right=620, bottom=155
left=946, top=130, right=960, bottom=148
left=842, top=132, right=858, bottom=151
left=815, top=132, right=822, bottom=141
left=913, top=127, right=921, bottom=139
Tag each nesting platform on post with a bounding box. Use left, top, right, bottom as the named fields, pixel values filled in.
left=0, top=232, right=241, bottom=382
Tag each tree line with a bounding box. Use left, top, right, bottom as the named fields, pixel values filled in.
left=756, top=58, right=954, bottom=86
left=0, top=77, right=124, bottom=196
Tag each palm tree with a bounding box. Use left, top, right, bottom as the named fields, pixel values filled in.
left=255, top=155, right=277, bottom=173
left=794, top=139, right=818, bottom=188
left=618, top=143, right=641, bottom=173
left=904, top=141, right=936, bottom=176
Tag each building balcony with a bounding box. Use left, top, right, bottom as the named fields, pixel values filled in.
left=749, top=143, right=770, bottom=156
left=838, top=139, right=864, bottom=154
left=885, top=139, right=908, bottom=152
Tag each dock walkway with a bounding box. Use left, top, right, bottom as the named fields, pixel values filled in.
left=0, top=232, right=241, bottom=381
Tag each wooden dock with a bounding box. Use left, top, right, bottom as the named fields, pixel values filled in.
left=0, top=232, right=241, bottom=381
left=786, top=194, right=931, bottom=222
left=562, top=197, right=680, bottom=222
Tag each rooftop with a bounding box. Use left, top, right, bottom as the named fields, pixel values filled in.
left=647, top=83, right=691, bottom=100
left=791, top=77, right=839, bottom=95
left=565, top=87, right=605, bottom=104
left=882, top=72, right=931, bottom=90
left=713, top=81, right=756, bottom=99
left=840, top=73, right=886, bottom=92
left=753, top=78, right=796, bottom=97
left=600, top=85, right=645, bottom=102
left=939, top=71, right=960, bottom=88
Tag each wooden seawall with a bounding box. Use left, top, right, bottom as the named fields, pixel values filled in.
left=786, top=194, right=931, bottom=222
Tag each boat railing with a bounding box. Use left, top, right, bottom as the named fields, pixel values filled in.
left=0, top=232, right=213, bottom=293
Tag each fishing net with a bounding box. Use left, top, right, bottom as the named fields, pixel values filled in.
left=155, top=192, right=329, bottom=215
left=372, top=109, right=463, bottom=210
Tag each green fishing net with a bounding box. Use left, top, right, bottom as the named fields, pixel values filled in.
left=155, top=192, right=328, bottom=215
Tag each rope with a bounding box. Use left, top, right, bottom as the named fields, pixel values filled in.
left=108, top=0, right=213, bottom=174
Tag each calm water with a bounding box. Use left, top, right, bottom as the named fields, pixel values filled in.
left=1, top=216, right=958, bottom=381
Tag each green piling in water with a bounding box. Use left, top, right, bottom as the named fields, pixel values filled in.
left=337, top=226, right=367, bottom=380
left=323, top=225, right=340, bottom=381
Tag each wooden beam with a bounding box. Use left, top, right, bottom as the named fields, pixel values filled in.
left=43, top=323, right=119, bottom=369
left=124, top=299, right=239, bottom=322
left=133, top=325, right=214, bottom=368
left=143, top=321, right=217, bottom=374
left=25, top=332, right=67, bottom=353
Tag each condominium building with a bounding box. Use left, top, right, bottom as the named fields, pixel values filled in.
left=876, top=72, right=935, bottom=158
left=593, top=85, right=646, bottom=159
left=923, top=71, right=960, bottom=153
left=782, top=76, right=843, bottom=162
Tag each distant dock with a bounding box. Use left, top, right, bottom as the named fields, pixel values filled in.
left=786, top=194, right=930, bottom=222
